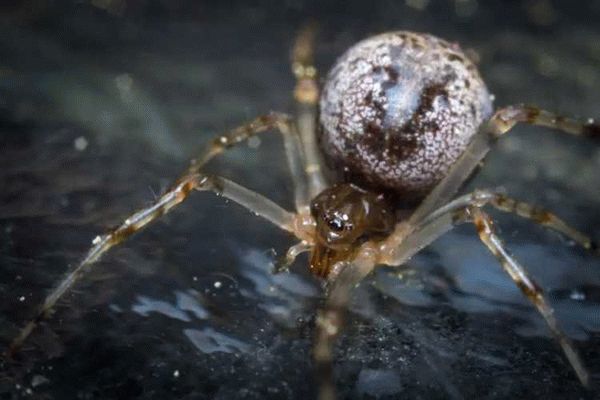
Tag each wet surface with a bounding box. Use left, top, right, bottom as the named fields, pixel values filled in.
left=1, top=1, right=600, bottom=399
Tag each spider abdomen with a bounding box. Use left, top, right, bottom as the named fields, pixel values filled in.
left=319, top=31, right=493, bottom=200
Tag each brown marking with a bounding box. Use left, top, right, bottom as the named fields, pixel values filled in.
left=387, top=134, right=419, bottom=159
left=382, top=79, right=450, bottom=159
left=409, top=36, right=420, bottom=49
left=411, top=40, right=425, bottom=51
left=473, top=215, right=488, bottom=235
left=310, top=244, right=350, bottom=278
left=493, top=194, right=507, bottom=207
left=365, top=120, right=383, bottom=136
left=447, top=53, right=465, bottom=63
left=513, top=276, right=543, bottom=302
left=319, top=31, right=493, bottom=198
left=531, top=208, right=553, bottom=224
left=383, top=65, right=399, bottom=82
left=179, top=180, right=195, bottom=197
left=258, top=114, right=271, bottom=125
left=493, top=194, right=516, bottom=212
left=525, top=106, right=541, bottom=123
left=110, top=224, right=137, bottom=245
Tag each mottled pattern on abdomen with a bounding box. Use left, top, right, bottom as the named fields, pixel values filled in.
left=319, top=31, right=493, bottom=199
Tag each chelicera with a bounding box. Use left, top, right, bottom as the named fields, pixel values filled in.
left=6, top=26, right=600, bottom=399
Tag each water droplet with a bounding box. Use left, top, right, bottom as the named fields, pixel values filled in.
left=74, top=136, right=88, bottom=151
left=569, top=290, right=586, bottom=301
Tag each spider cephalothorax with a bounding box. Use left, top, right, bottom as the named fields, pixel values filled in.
left=7, top=25, right=600, bottom=400
left=309, top=183, right=395, bottom=277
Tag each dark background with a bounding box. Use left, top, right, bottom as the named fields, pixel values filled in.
left=1, top=1, right=600, bottom=399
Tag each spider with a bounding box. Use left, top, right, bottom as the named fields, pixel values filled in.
left=5, top=26, right=600, bottom=399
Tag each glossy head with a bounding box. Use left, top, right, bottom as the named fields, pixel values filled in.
left=309, top=184, right=395, bottom=276
left=319, top=31, right=493, bottom=200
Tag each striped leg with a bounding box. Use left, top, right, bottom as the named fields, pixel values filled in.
left=468, top=206, right=590, bottom=387
left=383, top=189, right=598, bottom=266
left=420, top=190, right=597, bottom=252
left=192, top=112, right=309, bottom=210
left=291, top=23, right=328, bottom=199
left=8, top=173, right=295, bottom=355
left=382, top=201, right=590, bottom=387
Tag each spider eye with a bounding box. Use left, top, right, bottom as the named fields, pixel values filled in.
left=327, top=217, right=345, bottom=232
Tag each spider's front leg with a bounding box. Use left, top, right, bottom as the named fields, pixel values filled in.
left=6, top=113, right=310, bottom=356
left=7, top=172, right=295, bottom=356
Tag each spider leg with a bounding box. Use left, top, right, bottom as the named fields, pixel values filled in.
left=468, top=206, right=590, bottom=387
left=193, top=112, right=309, bottom=211
left=314, top=250, right=377, bottom=400
left=292, top=22, right=319, bottom=106
left=292, top=23, right=328, bottom=198
left=272, top=241, right=312, bottom=274
left=409, top=104, right=600, bottom=224
left=421, top=189, right=598, bottom=252
left=7, top=173, right=295, bottom=355
left=381, top=202, right=590, bottom=387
